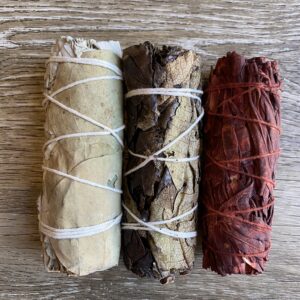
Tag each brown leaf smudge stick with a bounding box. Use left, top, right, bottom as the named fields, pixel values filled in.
left=122, top=42, right=203, bottom=284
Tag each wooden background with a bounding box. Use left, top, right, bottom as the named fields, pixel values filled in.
left=0, top=0, right=299, bottom=299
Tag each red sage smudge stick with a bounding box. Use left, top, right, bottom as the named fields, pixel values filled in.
left=201, top=52, right=282, bottom=275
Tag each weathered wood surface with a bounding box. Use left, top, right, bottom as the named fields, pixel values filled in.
left=0, top=0, right=299, bottom=299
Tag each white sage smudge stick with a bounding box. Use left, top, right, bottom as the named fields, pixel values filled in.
left=38, top=36, right=124, bottom=275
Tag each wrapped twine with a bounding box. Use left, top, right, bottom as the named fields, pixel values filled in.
left=122, top=42, right=203, bottom=283
left=39, top=37, right=123, bottom=275
left=202, top=52, right=282, bottom=275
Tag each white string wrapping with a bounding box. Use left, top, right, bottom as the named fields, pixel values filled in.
left=44, top=93, right=124, bottom=147
left=123, top=87, right=203, bottom=239
left=125, top=88, right=204, bottom=176
left=41, top=54, right=123, bottom=239
left=125, top=88, right=203, bottom=100
left=122, top=204, right=197, bottom=239
left=47, top=56, right=122, bottom=76
left=43, top=166, right=123, bottom=194
left=39, top=213, right=122, bottom=239
left=42, top=75, right=122, bottom=107
left=43, top=126, right=124, bottom=151
left=128, top=149, right=199, bottom=163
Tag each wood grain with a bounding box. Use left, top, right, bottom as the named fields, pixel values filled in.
left=0, top=0, right=299, bottom=299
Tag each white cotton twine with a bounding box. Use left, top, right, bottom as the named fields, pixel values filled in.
left=40, top=55, right=124, bottom=239
left=39, top=213, right=122, bottom=239
left=125, top=88, right=204, bottom=175
left=47, top=56, right=122, bottom=76
left=122, top=204, right=198, bottom=239
left=123, top=87, right=204, bottom=238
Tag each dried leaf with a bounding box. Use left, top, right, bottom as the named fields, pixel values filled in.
left=122, top=42, right=202, bottom=282
left=40, top=37, right=123, bottom=275
left=201, top=52, right=282, bottom=275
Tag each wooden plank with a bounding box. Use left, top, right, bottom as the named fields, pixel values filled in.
left=0, top=0, right=299, bottom=299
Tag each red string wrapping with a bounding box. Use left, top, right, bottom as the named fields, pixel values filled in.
left=201, top=52, right=282, bottom=275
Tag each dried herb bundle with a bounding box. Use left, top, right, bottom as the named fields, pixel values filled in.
left=202, top=52, right=281, bottom=275
left=39, top=37, right=123, bottom=275
left=122, top=42, right=202, bottom=283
